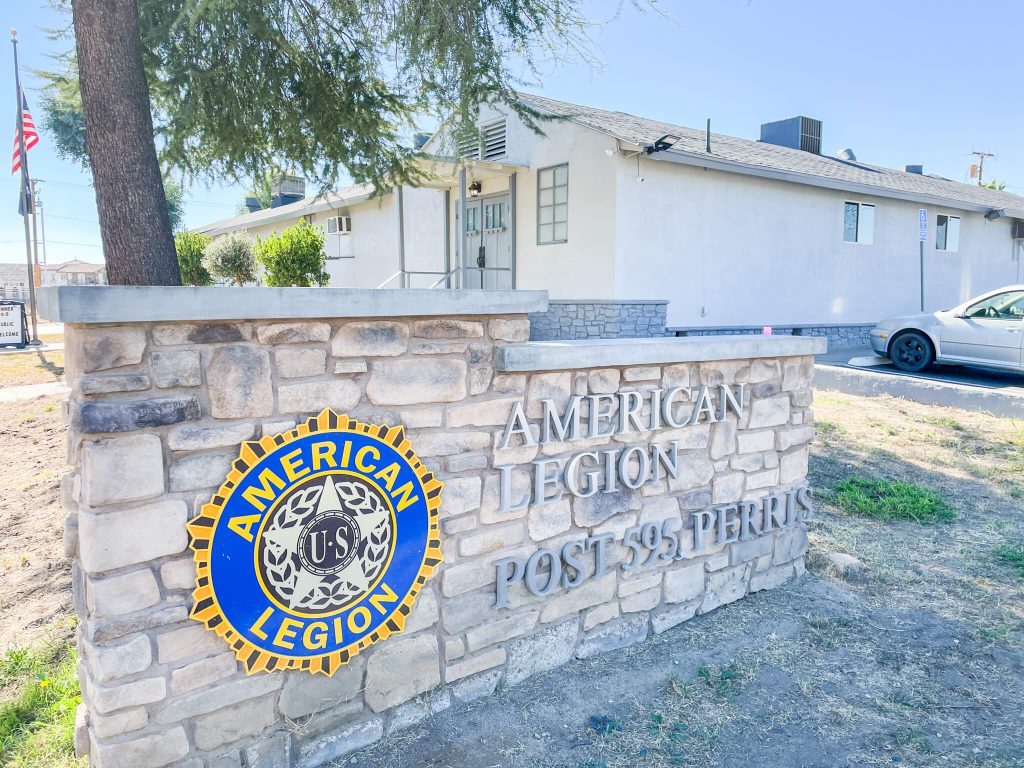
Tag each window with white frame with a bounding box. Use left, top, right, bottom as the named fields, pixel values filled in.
left=538, top=164, right=568, bottom=244
left=936, top=214, right=960, bottom=252
left=843, top=202, right=875, bottom=244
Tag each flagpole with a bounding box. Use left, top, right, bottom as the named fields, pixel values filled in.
left=11, top=29, right=39, bottom=344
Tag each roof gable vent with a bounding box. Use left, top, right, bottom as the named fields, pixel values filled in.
left=760, top=116, right=822, bottom=155
left=481, top=119, right=507, bottom=161
left=456, top=128, right=480, bottom=160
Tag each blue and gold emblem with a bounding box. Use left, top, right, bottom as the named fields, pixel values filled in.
left=188, top=409, right=443, bottom=675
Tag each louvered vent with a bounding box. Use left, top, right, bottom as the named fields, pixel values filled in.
left=482, top=119, right=507, bottom=160
left=798, top=117, right=822, bottom=155
left=457, top=129, right=480, bottom=160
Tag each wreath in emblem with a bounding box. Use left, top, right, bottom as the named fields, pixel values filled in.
left=258, top=476, right=394, bottom=613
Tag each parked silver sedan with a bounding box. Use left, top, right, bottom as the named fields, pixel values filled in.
left=870, top=285, right=1024, bottom=373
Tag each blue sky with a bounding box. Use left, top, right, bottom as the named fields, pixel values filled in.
left=2, top=0, right=1022, bottom=265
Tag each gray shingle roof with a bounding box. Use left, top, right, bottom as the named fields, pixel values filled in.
left=195, top=183, right=374, bottom=236
left=520, top=93, right=1024, bottom=217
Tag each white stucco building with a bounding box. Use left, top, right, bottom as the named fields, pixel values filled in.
left=198, top=94, right=1024, bottom=342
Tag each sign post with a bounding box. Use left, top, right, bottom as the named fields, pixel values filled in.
left=919, top=208, right=928, bottom=311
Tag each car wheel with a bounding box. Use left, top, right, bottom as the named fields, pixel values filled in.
left=889, top=331, right=934, bottom=373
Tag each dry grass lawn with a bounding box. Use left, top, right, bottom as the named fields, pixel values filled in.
left=0, top=350, right=65, bottom=388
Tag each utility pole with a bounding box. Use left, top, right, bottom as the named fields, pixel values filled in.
left=971, top=150, right=994, bottom=187
left=30, top=178, right=41, bottom=289
left=37, top=195, right=48, bottom=269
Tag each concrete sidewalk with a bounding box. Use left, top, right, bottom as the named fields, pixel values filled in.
left=0, top=381, right=68, bottom=402
left=815, top=345, right=1024, bottom=418
left=0, top=343, right=64, bottom=356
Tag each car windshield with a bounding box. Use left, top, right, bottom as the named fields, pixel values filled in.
left=965, top=290, right=1024, bottom=320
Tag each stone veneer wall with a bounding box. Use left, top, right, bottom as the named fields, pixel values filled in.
left=54, top=290, right=818, bottom=768
left=529, top=300, right=668, bottom=340
left=674, top=323, right=874, bottom=349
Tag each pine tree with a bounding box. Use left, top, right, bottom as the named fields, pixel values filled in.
left=60, top=0, right=601, bottom=285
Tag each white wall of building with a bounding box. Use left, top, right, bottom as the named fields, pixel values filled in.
left=436, top=105, right=620, bottom=298
left=609, top=158, right=1019, bottom=328
left=206, top=188, right=445, bottom=289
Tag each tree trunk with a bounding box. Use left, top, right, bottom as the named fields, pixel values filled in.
left=72, top=0, right=181, bottom=286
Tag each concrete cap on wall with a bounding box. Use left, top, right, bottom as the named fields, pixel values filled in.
left=38, top=286, right=549, bottom=324
left=496, top=335, right=828, bottom=371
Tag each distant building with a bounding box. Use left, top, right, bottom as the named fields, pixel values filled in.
left=42, top=259, right=107, bottom=286
left=0, top=263, right=33, bottom=302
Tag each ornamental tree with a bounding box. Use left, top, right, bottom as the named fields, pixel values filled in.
left=256, top=220, right=329, bottom=287
left=56, top=0, right=607, bottom=285
left=174, top=231, right=213, bottom=286
left=203, top=232, right=257, bottom=286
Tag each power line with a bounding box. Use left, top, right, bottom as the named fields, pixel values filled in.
left=33, top=178, right=93, bottom=189
left=44, top=213, right=100, bottom=224
left=0, top=240, right=102, bottom=249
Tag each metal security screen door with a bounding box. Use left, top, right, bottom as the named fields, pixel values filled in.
left=459, top=194, right=512, bottom=289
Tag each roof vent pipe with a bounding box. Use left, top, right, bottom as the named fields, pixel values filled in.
left=706, top=119, right=711, bottom=153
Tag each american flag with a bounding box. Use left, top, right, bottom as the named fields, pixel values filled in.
left=11, top=92, right=39, bottom=175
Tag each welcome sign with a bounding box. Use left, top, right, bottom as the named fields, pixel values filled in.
left=189, top=409, right=443, bottom=675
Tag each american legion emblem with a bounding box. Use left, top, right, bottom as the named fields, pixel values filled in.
left=188, top=409, right=443, bottom=675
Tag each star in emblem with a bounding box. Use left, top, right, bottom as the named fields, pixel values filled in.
left=262, top=475, right=389, bottom=609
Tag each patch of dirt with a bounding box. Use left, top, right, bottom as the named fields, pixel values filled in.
left=344, top=390, right=1024, bottom=768
left=0, top=396, right=74, bottom=651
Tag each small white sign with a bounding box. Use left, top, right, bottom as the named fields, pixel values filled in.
left=0, top=304, right=25, bottom=347
left=919, top=208, right=928, bottom=241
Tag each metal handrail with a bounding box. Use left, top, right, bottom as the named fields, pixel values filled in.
left=427, top=268, right=462, bottom=289
left=380, top=266, right=511, bottom=290
left=376, top=271, right=404, bottom=289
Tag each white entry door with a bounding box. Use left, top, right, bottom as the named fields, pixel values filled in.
left=461, top=195, right=512, bottom=289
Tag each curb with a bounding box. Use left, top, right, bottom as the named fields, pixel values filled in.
left=814, top=364, right=1024, bottom=419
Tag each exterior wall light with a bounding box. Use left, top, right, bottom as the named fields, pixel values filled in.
left=984, top=208, right=1003, bottom=221
left=469, top=181, right=482, bottom=198
left=645, top=134, right=681, bottom=155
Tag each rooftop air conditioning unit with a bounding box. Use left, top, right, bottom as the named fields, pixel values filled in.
left=327, top=215, right=352, bottom=235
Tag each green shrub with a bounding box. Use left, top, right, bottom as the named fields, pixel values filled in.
left=832, top=477, right=955, bottom=524
left=174, top=231, right=213, bottom=286
left=256, top=219, right=329, bottom=287
left=203, top=231, right=257, bottom=286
